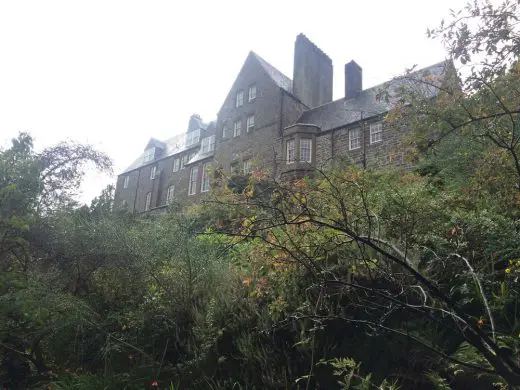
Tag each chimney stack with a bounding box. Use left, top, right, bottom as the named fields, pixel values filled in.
left=188, top=114, right=202, bottom=132
left=292, top=34, right=333, bottom=108
left=345, top=60, right=362, bottom=99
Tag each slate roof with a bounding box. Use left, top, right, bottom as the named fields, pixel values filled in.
left=296, top=60, right=449, bottom=132
left=121, top=120, right=215, bottom=174
left=251, top=52, right=293, bottom=93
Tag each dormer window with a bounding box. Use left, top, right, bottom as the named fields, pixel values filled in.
left=186, top=129, right=201, bottom=147
left=143, top=147, right=155, bottom=163
left=248, top=85, right=256, bottom=102
left=201, top=135, right=216, bottom=153
left=236, top=90, right=244, bottom=107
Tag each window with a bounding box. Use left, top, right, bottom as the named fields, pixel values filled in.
left=349, top=128, right=362, bottom=150
left=286, top=139, right=295, bottom=164
left=188, top=166, right=199, bottom=196
left=201, top=164, right=211, bottom=192
left=145, top=192, right=152, bottom=211
left=150, top=165, right=157, bottom=180
left=143, top=147, right=155, bottom=163
left=173, top=158, right=180, bottom=172
left=181, top=154, right=190, bottom=169
left=123, top=176, right=129, bottom=188
left=300, top=138, right=312, bottom=163
left=246, top=115, right=255, bottom=132
left=248, top=85, right=256, bottom=101
left=186, top=129, right=201, bottom=147
left=243, top=159, right=252, bottom=174
left=121, top=199, right=127, bottom=208
left=370, top=123, right=383, bottom=144
left=201, top=135, right=216, bottom=153
left=236, top=90, right=244, bottom=107
left=222, top=126, right=228, bottom=138
left=166, top=185, right=175, bottom=204
left=231, top=162, right=239, bottom=174
left=233, top=120, right=242, bottom=137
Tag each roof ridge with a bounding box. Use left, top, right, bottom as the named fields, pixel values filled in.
left=250, top=51, right=292, bottom=81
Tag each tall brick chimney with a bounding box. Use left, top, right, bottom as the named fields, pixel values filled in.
left=187, top=114, right=202, bottom=132
left=292, top=34, right=333, bottom=108
left=345, top=60, right=362, bottom=99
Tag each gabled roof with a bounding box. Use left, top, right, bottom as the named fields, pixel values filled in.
left=296, top=61, right=450, bottom=132
left=144, top=137, right=166, bottom=151
left=251, top=52, right=293, bottom=93
left=120, top=120, right=216, bottom=174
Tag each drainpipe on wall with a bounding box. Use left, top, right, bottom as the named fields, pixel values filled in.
left=132, top=169, right=141, bottom=214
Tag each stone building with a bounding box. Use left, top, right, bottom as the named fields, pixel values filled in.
left=114, top=34, right=449, bottom=213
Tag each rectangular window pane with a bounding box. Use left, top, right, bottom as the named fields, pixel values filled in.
left=181, top=154, right=189, bottom=169
left=123, top=176, right=129, bottom=188
left=243, top=159, right=251, bottom=174
left=143, top=147, right=155, bottom=163
left=234, top=120, right=242, bottom=137
left=349, top=128, right=361, bottom=150
left=188, top=166, right=199, bottom=195
left=186, top=129, right=201, bottom=147
left=247, top=115, right=255, bottom=132
left=150, top=166, right=157, bottom=180
left=173, top=158, right=180, bottom=172
left=300, top=138, right=312, bottom=163
left=201, top=135, right=216, bottom=153
left=145, top=192, right=152, bottom=211
left=286, top=139, right=295, bottom=164
left=201, top=164, right=211, bottom=192
left=167, top=185, right=175, bottom=203
left=236, top=90, right=244, bottom=107
left=248, top=85, right=256, bottom=101
left=370, top=123, right=382, bottom=144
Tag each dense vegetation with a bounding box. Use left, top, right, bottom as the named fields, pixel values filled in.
left=2, top=1, right=520, bottom=388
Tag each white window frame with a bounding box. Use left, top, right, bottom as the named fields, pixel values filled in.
left=123, top=175, right=129, bottom=188
left=166, top=185, right=175, bottom=204
left=201, top=164, right=211, bottom=193
left=181, top=154, right=189, bottom=169
left=370, top=122, right=383, bottom=144
left=173, top=158, right=180, bottom=172
left=222, top=126, right=228, bottom=139
left=188, top=166, right=199, bottom=196
left=248, top=85, right=256, bottom=102
left=186, top=129, right=201, bottom=147
left=300, top=138, right=312, bottom=163
left=349, top=128, right=362, bottom=150
left=246, top=114, right=255, bottom=132
left=233, top=120, right=242, bottom=137
left=243, top=159, right=252, bottom=174
left=286, top=139, right=295, bottom=164
left=150, top=165, right=157, bottom=180
left=143, top=147, right=155, bottom=163
left=145, top=192, right=152, bottom=211
left=236, top=90, right=244, bottom=107
left=201, top=135, right=215, bottom=153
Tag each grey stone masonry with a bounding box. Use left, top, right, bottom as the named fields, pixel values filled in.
left=114, top=33, right=451, bottom=213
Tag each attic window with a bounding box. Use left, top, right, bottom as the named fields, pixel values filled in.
left=186, top=129, right=201, bottom=147
left=201, top=135, right=215, bottom=153
left=143, top=147, right=155, bottom=163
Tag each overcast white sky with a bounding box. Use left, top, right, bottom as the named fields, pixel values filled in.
left=0, top=0, right=468, bottom=204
